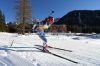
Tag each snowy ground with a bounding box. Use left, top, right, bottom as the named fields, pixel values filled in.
left=0, top=32, right=100, bottom=66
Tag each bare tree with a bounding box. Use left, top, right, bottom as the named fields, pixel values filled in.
left=15, top=0, right=32, bottom=34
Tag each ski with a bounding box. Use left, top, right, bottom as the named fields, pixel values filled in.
left=35, top=45, right=72, bottom=52
left=35, top=47, right=79, bottom=64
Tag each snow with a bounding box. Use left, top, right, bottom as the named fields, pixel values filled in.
left=0, top=50, right=7, bottom=57
left=0, top=32, right=100, bottom=66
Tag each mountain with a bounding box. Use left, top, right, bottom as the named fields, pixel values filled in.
left=56, top=10, right=100, bottom=33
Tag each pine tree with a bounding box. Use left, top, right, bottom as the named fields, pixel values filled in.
left=15, top=0, right=32, bottom=34
left=0, top=10, right=7, bottom=32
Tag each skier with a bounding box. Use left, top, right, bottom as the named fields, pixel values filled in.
left=32, top=16, right=54, bottom=52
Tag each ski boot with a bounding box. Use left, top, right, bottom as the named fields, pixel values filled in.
left=43, top=43, right=49, bottom=52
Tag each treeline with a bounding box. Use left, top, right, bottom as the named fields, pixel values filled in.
left=7, top=22, right=33, bottom=33
left=0, top=10, right=33, bottom=33
left=2, top=9, right=100, bottom=33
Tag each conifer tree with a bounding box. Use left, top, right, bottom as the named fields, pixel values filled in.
left=0, top=10, right=7, bottom=32
left=15, top=0, right=32, bottom=34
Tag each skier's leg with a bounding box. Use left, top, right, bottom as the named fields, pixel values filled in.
left=37, top=31, right=48, bottom=51
left=37, top=31, right=47, bottom=43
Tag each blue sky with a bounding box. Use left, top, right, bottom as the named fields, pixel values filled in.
left=0, top=0, right=100, bottom=22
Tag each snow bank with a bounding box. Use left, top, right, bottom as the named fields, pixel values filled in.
left=0, top=50, right=7, bottom=57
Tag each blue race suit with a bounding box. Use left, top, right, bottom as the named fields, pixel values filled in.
left=37, top=31, right=47, bottom=43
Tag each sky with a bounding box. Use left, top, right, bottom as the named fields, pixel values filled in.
left=0, top=0, right=100, bottom=22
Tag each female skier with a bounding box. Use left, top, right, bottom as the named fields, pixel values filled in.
left=32, top=16, right=54, bottom=52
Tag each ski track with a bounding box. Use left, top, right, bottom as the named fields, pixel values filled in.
left=11, top=47, right=78, bottom=66
left=0, top=53, right=35, bottom=66
left=0, top=33, right=100, bottom=66
left=28, top=52, right=79, bottom=66
left=48, top=48, right=100, bottom=66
